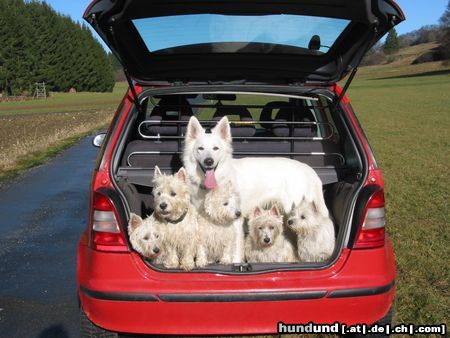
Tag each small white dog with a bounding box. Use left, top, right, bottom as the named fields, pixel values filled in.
left=183, top=116, right=329, bottom=218
left=287, top=198, right=335, bottom=262
left=245, top=205, right=298, bottom=263
left=152, top=165, right=198, bottom=270
left=128, top=213, right=163, bottom=262
left=196, top=182, right=243, bottom=267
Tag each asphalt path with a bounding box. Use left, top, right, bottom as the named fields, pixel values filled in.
left=0, top=137, right=99, bottom=338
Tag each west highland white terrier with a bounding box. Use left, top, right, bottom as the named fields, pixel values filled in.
left=287, top=198, right=335, bottom=262
left=195, top=182, right=244, bottom=267
left=152, top=165, right=198, bottom=270
left=245, top=205, right=298, bottom=263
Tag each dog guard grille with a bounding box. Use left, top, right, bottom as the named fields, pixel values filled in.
left=126, top=98, right=345, bottom=168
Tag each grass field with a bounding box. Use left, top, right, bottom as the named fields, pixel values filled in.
left=0, top=43, right=448, bottom=326
left=346, top=55, right=450, bottom=325
left=0, top=82, right=128, bottom=116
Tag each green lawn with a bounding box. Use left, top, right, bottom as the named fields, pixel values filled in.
left=0, top=82, right=128, bottom=116
left=346, top=68, right=449, bottom=325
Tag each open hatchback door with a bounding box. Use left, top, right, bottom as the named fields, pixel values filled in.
left=84, top=0, right=404, bottom=84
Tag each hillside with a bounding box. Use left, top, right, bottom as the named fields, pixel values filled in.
left=357, top=42, right=450, bottom=80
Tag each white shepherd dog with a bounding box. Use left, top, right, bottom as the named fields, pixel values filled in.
left=182, top=116, right=329, bottom=219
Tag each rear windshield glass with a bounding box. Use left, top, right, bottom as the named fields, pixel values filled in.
left=133, top=14, right=350, bottom=54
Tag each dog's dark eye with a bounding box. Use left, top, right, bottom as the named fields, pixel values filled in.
left=155, top=234, right=159, bottom=239
left=223, top=202, right=228, bottom=206
left=143, top=235, right=150, bottom=240
left=258, top=226, right=263, bottom=230
left=301, top=215, right=306, bottom=220
left=170, top=191, right=176, bottom=197
left=198, top=147, right=204, bottom=151
left=157, top=192, right=161, bottom=196
left=269, top=226, right=275, bottom=230
left=213, top=146, right=219, bottom=151
left=287, top=219, right=294, bottom=226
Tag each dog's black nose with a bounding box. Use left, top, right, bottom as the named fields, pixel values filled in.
left=235, top=210, right=241, bottom=217
left=160, top=202, right=167, bottom=210
left=153, top=247, right=160, bottom=254
left=204, top=157, right=214, bottom=167
left=264, top=237, right=271, bottom=244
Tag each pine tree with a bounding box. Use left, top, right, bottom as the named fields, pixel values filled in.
left=0, top=0, right=114, bottom=94
left=383, top=28, right=400, bottom=54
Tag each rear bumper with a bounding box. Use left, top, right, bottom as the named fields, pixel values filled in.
left=78, top=239, right=396, bottom=335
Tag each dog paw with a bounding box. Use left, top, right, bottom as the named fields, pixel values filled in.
left=163, top=260, right=179, bottom=269
left=196, top=257, right=208, bottom=268
left=180, top=260, right=195, bottom=271
left=220, top=256, right=232, bottom=265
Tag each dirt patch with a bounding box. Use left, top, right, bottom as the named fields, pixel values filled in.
left=0, top=111, right=112, bottom=173
left=0, top=96, right=33, bottom=103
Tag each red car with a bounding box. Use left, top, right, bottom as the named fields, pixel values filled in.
left=78, top=0, right=405, bottom=336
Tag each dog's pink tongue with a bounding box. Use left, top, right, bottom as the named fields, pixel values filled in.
left=204, top=169, right=217, bottom=189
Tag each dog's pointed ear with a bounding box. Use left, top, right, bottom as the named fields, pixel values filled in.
left=311, top=201, right=319, bottom=213
left=212, top=116, right=231, bottom=142
left=253, top=207, right=262, bottom=218
left=129, top=213, right=143, bottom=232
left=269, top=205, right=280, bottom=217
left=290, top=202, right=296, bottom=213
left=186, top=116, right=204, bottom=142
left=176, top=167, right=187, bottom=183
left=154, top=165, right=162, bottom=177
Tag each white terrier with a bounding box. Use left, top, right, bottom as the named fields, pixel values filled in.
left=245, top=205, right=298, bottom=263
left=196, top=182, right=244, bottom=267
left=182, top=116, right=329, bottom=218
left=128, top=213, right=163, bottom=262
left=287, top=198, right=335, bottom=262
left=152, top=166, right=198, bottom=270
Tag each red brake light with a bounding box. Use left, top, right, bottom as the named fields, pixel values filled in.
left=354, top=189, right=386, bottom=249
left=93, top=194, right=113, bottom=211
left=90, top=192, right=128, bottom=252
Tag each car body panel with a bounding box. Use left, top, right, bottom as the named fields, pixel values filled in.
left=78, top=238, right=395, bottom=334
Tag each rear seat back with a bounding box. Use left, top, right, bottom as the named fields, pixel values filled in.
left=213, top=104, right=256, bottom=138
left=259, top=101, right=292, bottom=132
left=145, top=96, right=193, bottom=136
left=272, top=107, right=317, bottom=137
left=122, top=96, right=192, bottom=168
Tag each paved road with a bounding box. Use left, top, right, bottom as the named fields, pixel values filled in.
left=0, top=137, right=99, bottom=338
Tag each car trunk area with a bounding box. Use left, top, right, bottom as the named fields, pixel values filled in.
left=111, top=87, right=367, bottom=273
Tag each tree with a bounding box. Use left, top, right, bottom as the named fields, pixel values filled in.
left=438, top=1, right=450, bottom=60
left=0, top=0, right=114, bottom=94
left=383, top=28, right=400, bottom=54
left=440, top=1, right=450, bottom=28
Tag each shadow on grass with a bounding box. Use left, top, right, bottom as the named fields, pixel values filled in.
left=372, top=69, right=450, bottom=80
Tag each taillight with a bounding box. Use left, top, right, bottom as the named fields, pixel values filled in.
left=354, top=189, right=386, bottom=249
left=90, top=192, right=128, bottom=252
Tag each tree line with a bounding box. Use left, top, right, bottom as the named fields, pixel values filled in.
left=0, top=0, right=114, bottom=95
